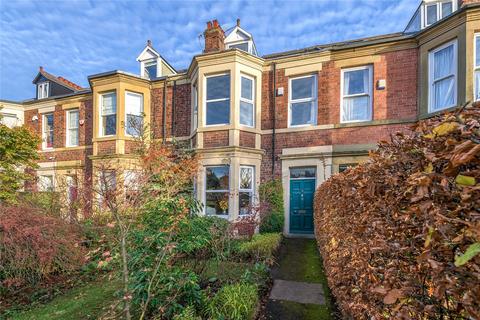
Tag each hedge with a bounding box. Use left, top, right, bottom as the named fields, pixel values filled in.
left=314, top=104, right=480, bottom=319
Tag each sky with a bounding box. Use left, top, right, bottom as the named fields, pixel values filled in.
left=0, top=0, right=419, bottom=101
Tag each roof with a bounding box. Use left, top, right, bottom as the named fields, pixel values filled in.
left=32, top=66, right=84, bottom=91
left=136, top=40, right=177, bottom=74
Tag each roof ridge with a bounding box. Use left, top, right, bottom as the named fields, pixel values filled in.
left=38, top=66, right=84, bottom=91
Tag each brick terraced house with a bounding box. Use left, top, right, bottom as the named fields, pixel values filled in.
left=1, top=0, right=479, bottom=236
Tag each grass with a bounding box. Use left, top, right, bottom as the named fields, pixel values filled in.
left=8, top=279, right=120, bottom=320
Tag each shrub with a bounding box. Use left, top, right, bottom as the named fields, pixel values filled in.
left=259, top=180, right=284, bottom=233
left=240, top=262, right=270, bottom=289
left=238, top=233, right=282, bottom=263
left=0, top=206, right=85, bottom=289
left=314, top=105, right=480, bottom=319
left=207, top=283, right=258, bottom=320
left=172, top=305, right=201, bottom=320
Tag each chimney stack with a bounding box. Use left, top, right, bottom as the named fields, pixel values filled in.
left=203, top=19, right=225, bottom=53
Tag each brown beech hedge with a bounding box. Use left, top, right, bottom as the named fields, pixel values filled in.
left=314, top=104, right=480, bottom=319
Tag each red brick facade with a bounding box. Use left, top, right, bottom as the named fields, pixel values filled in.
left=203, top=130, right=229, bottom=148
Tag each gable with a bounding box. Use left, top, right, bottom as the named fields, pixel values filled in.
left=225, top=27, right=251, bottom=43
left=33, top=74, right=49, bottom=84
left=137, top=47, right=160, bottom=62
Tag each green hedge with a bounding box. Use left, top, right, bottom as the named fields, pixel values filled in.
left=207, top=283, right=258, bottom=320
left=238, top=233, right=282, bottom=263
left=259, top=179, right=284, bottom=233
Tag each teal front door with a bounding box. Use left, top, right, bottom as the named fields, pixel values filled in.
left=289, top=179, right=315, bottom=234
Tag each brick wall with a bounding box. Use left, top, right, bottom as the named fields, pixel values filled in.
left=239, top=131, right=256, bottom=148
left=203, top=130, right=229, bottom=148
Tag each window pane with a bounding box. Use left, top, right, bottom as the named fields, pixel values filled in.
left=69, top=128, right=79, bottom=146
left=434, top=45, right=454, bottom=79
left=231, top=42, right=249, bottom=52
left=240, top=101, right=254, bottom=126
left=126, top=114, right=143, bottom=136
left=344, top=69, right=368, bottom=95
left=206, top=100, right=230, bottom=125
left=207, top=74, right=230, bottom=100
left=427, top=4, right=437, bottom=25
left=290, top=167, right=316, bottom=179
left=68, top=111, right=79, bottom=128
left=342, top=96, right=370, bottom=122
left=291, top=76, right=315, bottom=100
left=145, top=63, right=157, bottom=79
left=104, top=114, right=116, bottom=135
left=206, top=166, right=229, bottom=190
left=241, top=77, right=253, bottom=100
left=433, top=76, right=455, bottom=110
left=39, top=175, right=53, bottom=191
left=339, top=163, right=357, bottom=173
left=476, top=36, right=480, bottom=67
left=442, top=2, right=452, bottom=18
left=240, top=167, right=253, bottom=189
left=206, top=192, right=229, bottom=215
left=102, top=93, right=116, bottom=114
left=45, top=114, right=54, bottom=148
left=239, top=192, right=252, bottom=215
left=125, top=93, right=142, bottom=115
left=291, top=101, right=313, bottom=126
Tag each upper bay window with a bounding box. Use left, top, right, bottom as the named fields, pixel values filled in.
left=125, top=91, right=143, bottom=136
left=66, top=109, right=79, bottom=147
left=475, top=34, right=480, bottom=101
left=289, top=75, right=317, bottom=127
left=240, top=75, right=254, bottom=127
left=206, top=74, right=230, bottom=126
left=429, top=39, right=457, bottom=113
left=424, top=0, right=455, bottom=27
left=37, top=82, right=49, bottom=99
left=100, top=92, right=117, bottom=136
left=205, top=165, right=230, bottom=216
left=341, top=66, right=373, bottom=123
left=42, top=113, right=54, bottom=149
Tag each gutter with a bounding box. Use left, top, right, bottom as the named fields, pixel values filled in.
left=172, top=80, right=177, bottom=137
left=271, top=62, right=276, bottom=176
left=162, top=76, right=168, bottom=143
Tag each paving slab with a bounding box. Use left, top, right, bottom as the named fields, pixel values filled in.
left=269, top=279, right=325, bottom=305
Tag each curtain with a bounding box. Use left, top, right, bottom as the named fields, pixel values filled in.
left=125, top=93, right=142, bottom=115
left=476, top=70, right=480, bottom=101
left=432, top=44, right=454, bottom=110
left=434, top=45, right=453, bottom=80
left=102, top=94, right=116, bottom=115
left=342, top=69, right=370, bottom=122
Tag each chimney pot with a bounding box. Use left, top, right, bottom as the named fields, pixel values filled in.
left=203, top=19, right=225, bottom=53
left=213, top=19, right=219, bottom=28
left=207, top=21, right=212, bottom=29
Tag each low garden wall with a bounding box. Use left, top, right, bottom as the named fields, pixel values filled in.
left=314, top=104, right=480, bottom=319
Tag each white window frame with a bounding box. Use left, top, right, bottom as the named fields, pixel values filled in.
left=99, top=92, right=117, bottom=137
left=192, top=82, right=198, bottom=130
left=288, top=74, right=318, bottom=128
left=340, top=65, right=373, bottom=123
left=428, top=39, right=458, bottom=113
left=124, top=91, right=144, bottom=137
left=204, top=165, right=230, bottom=218
left=204, top=73, right=231, bottom=127
left=239, top=74, right=255, bottom=128
left=227, top=41, right=251, bottom=53
left=42, top=113, right=54, bottom=150
left=423, top=0, right=456, bottom=28
left=66, top=109, right=79, bottom=147
left=143, top=59, right=158, bottom=79
left=239, top=166, right=255, bottom=215
left=474, top=33, right=480, bottom=101
left=37, top=82, right=49, bottom=99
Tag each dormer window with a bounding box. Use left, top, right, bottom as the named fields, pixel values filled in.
left=224, top=19, right=258, bottom=56
left=38, top=82, right=49, bottom=99
left=423, top=0, right=456, bottom=28
left=227, top=42, right=249, bottom=52
left=144, top=60, right=158, bottom=79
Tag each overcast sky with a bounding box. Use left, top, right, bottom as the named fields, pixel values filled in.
left=0, top=0, right=419, bottom=101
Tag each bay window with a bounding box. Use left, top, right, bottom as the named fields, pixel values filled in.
left=239, top=166, right=254, bottom=215
left=475, top=34, right=480, bottom=101
left=100, top=92, right=116, bottom=136
left=240, top=75, right=254, bottom=127
left=429, top=40, right=457, bottom=112
left=42, top=113, right=54, bottom=149
left=66, top=109, right=79, bottom=147
left=205, top=166, right=229, bottom=216
left=206, top=74, right=230, bottom=125
left=289, top=75, right=317, bottom=127
left=125, top=91, right=143, bottom=136
left=341, top=66, right=373, bottom=123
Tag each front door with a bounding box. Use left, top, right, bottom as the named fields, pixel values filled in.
left=289, top=177, right=315, bottom=234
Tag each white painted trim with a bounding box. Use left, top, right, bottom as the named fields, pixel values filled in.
left=340, top=65, right=373, bottom=124
left=239, top=73, right=255, bottom=128
left=204, top=72, right=231, bottom=127
left=98, top=91, right=117, bottom=137
left=238, top=165, right=255, bottom=216
left=422, top=0, right=456, bottom=29
left=288, top=74, right=318, bottom=128
left=37, top=82, right=50, bottom=99
left=474, top=33, right=479, bottom=102
left=42, top=113, right=54, bottom=150
left=204, top=164, right=230, bottom=219
left=428, top=39, right=458, bottom=113
left=65, top=109, right=79, bottom=147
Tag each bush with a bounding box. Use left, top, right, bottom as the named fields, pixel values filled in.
left=314, top=105, right=480, bottom=319
left=259, top=180, right=284, bottom=233
left=207, top=283, right=258, bottom=320
left=238, top=233, right=282, bottom=263
left=172, top=305, right=201, bottom=320
left=0, top=206, right=85, bottom=289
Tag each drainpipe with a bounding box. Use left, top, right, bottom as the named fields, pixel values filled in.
left=271, top=62, right=276, bottom=176
left=162, top=76, right=168, bottom=143
left=172, top=80, right=177, bottom=138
